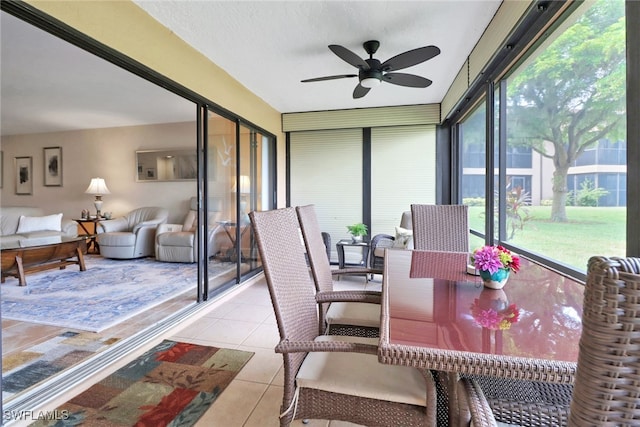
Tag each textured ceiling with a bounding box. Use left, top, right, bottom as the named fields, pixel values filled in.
left=1, top=1, right=502, bottom=136
left=134, top=1, right=502, bottom=113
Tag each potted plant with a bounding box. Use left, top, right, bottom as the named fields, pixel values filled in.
left=471, top=245, right=520, bottom=289
left=346, top=223, right=368, bottom=242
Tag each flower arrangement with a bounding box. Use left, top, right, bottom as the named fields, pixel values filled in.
left=472, top=245, right=520, bottom=274
left=470, top=299, right=520, bottom=330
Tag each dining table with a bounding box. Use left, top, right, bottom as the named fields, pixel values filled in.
left=378, top=249, right=585, bottom=385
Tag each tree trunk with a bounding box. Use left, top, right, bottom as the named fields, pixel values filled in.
left=551, top=167, right=569, bottom=222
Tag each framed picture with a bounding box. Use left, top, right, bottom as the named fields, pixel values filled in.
left=145, top=168, right=156, bottom=179
left=15, top=156, right=33, bottom=195
left=43, top=146, right=62, bottom=186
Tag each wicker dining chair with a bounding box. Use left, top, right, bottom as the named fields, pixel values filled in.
left=296, top=204, right=381, bottom=337
left=455, top=256, right=640, bottom=427
left=410, top=204, right=469, bottom=252
left=250, top=207, right=438, bottom=427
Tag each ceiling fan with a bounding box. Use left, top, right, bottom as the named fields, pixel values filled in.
left=301, top=40, right=441, bottom=99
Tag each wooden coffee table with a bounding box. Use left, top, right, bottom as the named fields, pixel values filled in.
left=1, top=236, right=87, bottom=286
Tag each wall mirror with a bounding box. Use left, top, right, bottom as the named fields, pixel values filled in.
left=136, top=148, right=197, bottom=181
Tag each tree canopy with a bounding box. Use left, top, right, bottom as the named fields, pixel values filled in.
left=507, top=0, right=625, bottom=221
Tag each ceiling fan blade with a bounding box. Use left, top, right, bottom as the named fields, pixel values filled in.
left=329, top=45, right=370, bottom=70
left=383, top=73, right=433, bottom=88
left=301, top=74, right=357, bottom=83
left=353, top=84, right=370, bottom=99
left=381, top=45, right=441, bottom=72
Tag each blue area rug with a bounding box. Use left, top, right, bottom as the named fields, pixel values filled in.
left=1, top=256, right=234, bottom=332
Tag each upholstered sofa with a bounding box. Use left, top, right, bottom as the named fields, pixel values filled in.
left=97, top=207, right=169, bottom=259
left=155, top=197, right=230, bottom=263
left=0, top=206, right=78, bottom=247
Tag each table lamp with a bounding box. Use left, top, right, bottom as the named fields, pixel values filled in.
left=85, top=177, right=110, bottom=218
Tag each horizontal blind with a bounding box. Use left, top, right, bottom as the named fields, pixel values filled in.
left=371, top=125, right=436, bottom=238
left=290, top=129, right=363, bottom=262
left=283, top=104, right=440, bottom=132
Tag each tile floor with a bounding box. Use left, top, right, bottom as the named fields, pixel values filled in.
left=174, top=273, right=380, bottom=427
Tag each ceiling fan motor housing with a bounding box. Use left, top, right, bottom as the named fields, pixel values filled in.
left=360, top=58, right=383, bottom=87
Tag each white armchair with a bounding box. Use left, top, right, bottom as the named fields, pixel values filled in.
left=155, top=197, right=227, bottom=263
left=97, top=207, right=169, bottom=259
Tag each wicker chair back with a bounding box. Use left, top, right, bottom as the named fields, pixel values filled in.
left=410, top=204, right=469, bottom=252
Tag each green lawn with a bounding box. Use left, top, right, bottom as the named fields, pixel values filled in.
left=468, top=206, right=626, bottom=271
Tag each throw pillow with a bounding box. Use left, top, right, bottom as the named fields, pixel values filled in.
left=16, top=213, right=63, bottom=233
left=393, top=226, right=414, bottom=249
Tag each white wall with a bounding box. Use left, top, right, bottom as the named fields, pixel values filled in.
left=0, top=121, right=199, bottom=223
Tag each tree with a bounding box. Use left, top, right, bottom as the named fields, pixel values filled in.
left=507, top=0, right=625, bottom=221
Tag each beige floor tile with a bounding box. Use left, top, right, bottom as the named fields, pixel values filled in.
left=234, top=285, right=272, bottom=307
left=243, top=384, right=282, bottom=427
left=173, top=316, right=220, bottom=341
left=234, top=346, right=282, bottom=384
left=190, top=318, right=261, bottom=345
left=203, top=301, right=242, bottom=319
left=195, top=379, right=268, bottom=427
left=240, top=323, right=280, bottom=349
left=223, top=303, right=274, bottom=323
left=271, top=365, right=285, bottom=387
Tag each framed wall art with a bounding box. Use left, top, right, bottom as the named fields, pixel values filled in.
left=43, top=146, right=63, bottom=186
left=15, top=156, right=33, bottom=195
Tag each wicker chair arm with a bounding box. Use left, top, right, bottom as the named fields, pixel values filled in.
left=456, top=378, right=498, bottom=427
left=275, top=339, right=379, bottom=355
left=315, top=290, right=381, bottom=304
left=331, top=266, right=383, bottom=276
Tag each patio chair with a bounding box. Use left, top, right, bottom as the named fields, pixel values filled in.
left=249, top=207, right=438, bottom=427
left=296, top=204, right=381, bottom=337
left=410, top=204, right=469, bottom=252
left=455, top=256, right=640, bottom=427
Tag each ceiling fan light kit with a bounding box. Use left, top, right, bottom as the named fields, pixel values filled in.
left=302, top=40, right=440, bottom=99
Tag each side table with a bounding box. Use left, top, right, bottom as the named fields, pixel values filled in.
left=336, top=238, right=370, bottom=269
left=218, top=220, right=250, bottom=261
left=74, top=217, right=104, bottom=254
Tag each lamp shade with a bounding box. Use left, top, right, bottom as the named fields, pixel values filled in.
left=231, top=175, right=251, bottom=194
left=85, top=178, right=110, bottom=195
left=239, top=175, right=250, bottom=194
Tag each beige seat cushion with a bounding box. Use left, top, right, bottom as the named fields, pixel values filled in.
left=157, top=231, right=194, bottom=247
left=97, top=232, right=135, bottom=247
left=326, top=302, right=380, bottom=328
left=296, top=335, right=427, bottom=407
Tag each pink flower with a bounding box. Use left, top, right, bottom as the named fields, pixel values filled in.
left=470, top=299, right=521, bottom=330
left=472, top=245, right=520, bottom=274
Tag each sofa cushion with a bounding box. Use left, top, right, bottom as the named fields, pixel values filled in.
left=16, top=213, right=63, bottom=233
left=0, top=207, right=44, bottom=236
left=393, top=226, right=414, bottom=249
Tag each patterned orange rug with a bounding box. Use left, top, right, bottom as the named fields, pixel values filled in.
left=29, top=340, right=253, bottom=427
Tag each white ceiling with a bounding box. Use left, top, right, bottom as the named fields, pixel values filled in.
left=1, top=1, right=501, bottom=136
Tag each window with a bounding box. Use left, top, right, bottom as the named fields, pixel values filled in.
left=460, top=102, right=487, bottom=248
left=457, top=0, right=627, bottom=273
